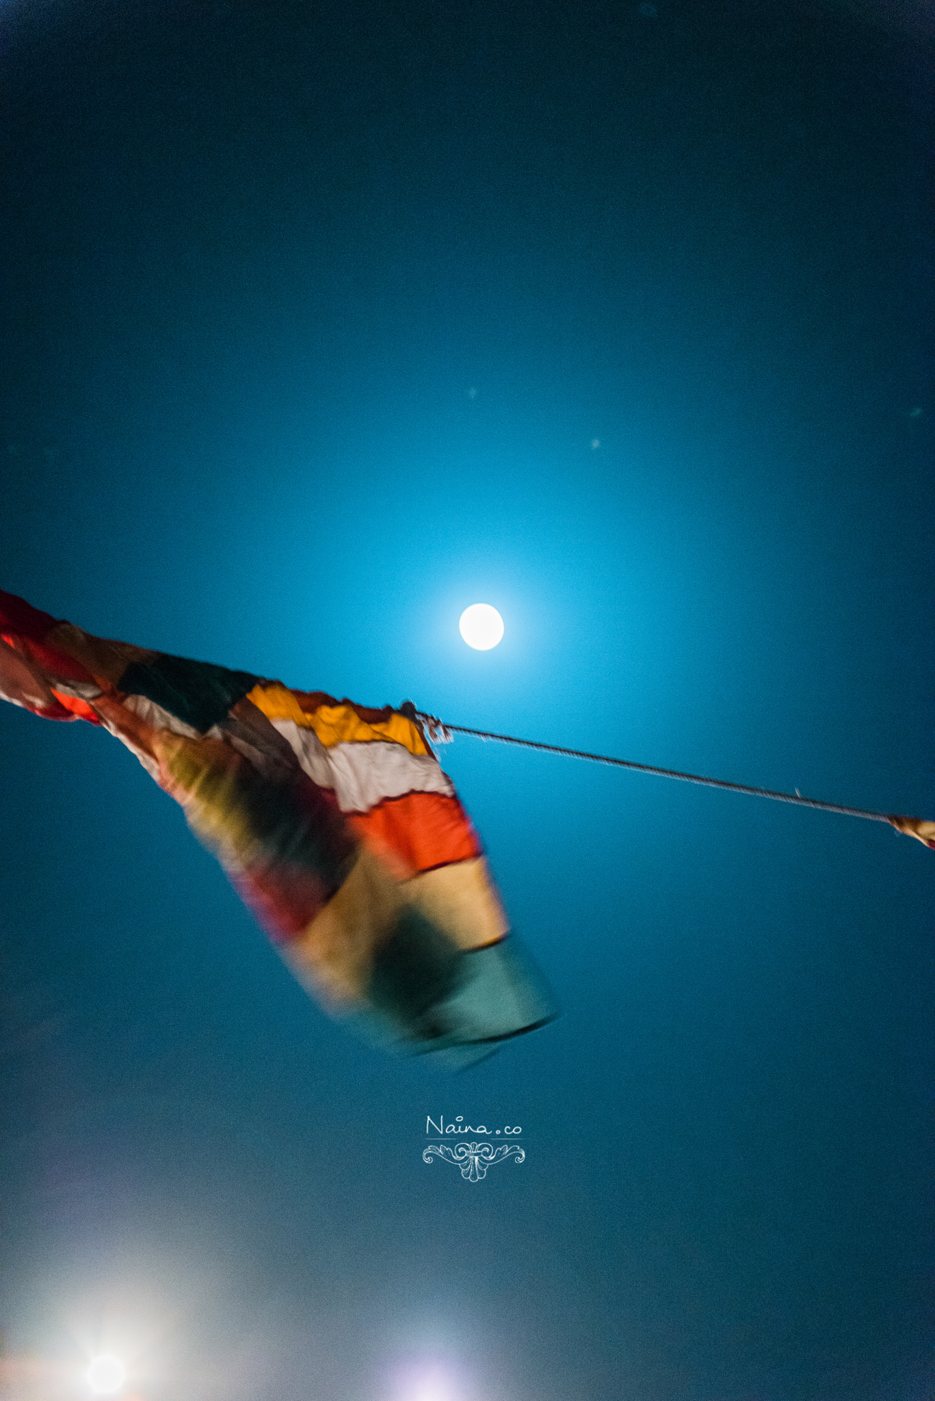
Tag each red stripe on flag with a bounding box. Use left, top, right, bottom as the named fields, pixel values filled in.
left=19, top=634, right=98, bottom=685
left=0, top=590, right=61, bottom=641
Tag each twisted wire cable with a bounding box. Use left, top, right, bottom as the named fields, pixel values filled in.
left=413, top=713, right=900, bottom=825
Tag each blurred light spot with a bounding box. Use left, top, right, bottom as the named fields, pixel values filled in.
left=639, top=2, right=657, bottom=13
left=415, top=1377, right=450, bottom=1401
left=389, top=1353, right=473, bottom=1401
left=459, top=604, right=504, bottom=650
left=87, top=1355, right=125, bottom=1394
left=404, top=1363, right=453, bottom=1401
left=590, top=438, right=600, bottom=449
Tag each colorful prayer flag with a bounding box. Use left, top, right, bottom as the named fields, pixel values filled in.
left=0, top=590, right=553, bottom=1062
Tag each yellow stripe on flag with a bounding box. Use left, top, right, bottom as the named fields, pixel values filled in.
left=247, top=684, right=428, bottom=755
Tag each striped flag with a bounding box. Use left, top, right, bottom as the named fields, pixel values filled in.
left=0, top=590, right=552, bottom=1062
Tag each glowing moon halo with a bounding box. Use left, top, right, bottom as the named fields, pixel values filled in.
left=86, top=1356, right=126, bottom=1395
left=459, top=604, right=504, bottom=650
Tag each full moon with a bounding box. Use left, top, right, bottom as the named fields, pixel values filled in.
left=459, top=604, right=504, bottom=650
left=86, top=1356, right=126, bottom=1395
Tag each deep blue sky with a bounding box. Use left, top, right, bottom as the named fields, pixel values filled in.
left=1, top=2, right=933, bottom=1399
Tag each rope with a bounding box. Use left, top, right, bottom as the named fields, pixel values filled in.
left=410, top=711, right=898, bottom=825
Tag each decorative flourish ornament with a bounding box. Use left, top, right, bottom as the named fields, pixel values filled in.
left=423, top=1140, right=525, bottom=1182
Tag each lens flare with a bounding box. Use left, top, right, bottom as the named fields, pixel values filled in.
left=86, top=1355, right=125, bottom=1394
left=393, top=1361, right=454, bottom=1401
left=458, top=603, right=504, bottom=650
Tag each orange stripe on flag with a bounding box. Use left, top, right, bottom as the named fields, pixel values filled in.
left=49, top=690, right=102, bottom=723
left=350, top=791, right=482, bottom=875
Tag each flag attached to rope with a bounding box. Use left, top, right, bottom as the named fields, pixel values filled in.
left=888, top=815, right=935, bottom=849
left=0, top=590, right=553, bottom=1062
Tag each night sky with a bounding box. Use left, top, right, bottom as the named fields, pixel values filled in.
left=2, top=2, right=934, bottom=1399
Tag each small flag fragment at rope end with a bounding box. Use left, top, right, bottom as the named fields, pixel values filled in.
left=888, top=815, right=935, bottom=850
left=401, top=702, right=452, bottom=745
